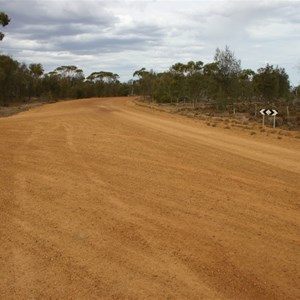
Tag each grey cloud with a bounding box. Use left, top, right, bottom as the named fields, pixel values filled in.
left=1, top=0, right=165, bottom=55
left=1, top=0, right=118, bottom=36
left=55, top=34, right=163, bottom=54
left=15, top=23, right=103, bottom=41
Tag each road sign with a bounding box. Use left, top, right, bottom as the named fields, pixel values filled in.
left=259, top=109, right=278, bottom=116
left=259, top=109, right=278, bottom=128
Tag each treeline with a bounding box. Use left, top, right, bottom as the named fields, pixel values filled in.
left=0, top=55, right=130, bottom=105
left=133, top=46, right=296, bottom=109
left=0, top=47, right=299, bottom=107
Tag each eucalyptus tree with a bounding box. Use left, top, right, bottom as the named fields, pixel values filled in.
left=54, top=65, right=84, bottom=82
left=29, top=63, right=44, bottom=77
left=238, top=69, right=255, bottom=101
left=0, top=55, right=19, bottom=104
left=253, top=64, right=290, bottom=101
left=202, top=62, right=219, bottom=100
left=87, top=71, right=119, bottom=83
left=29, top=63, right=44, bottom=99
left=133, top=68, right=147, bottom=78
left=169, top=63, right=188, bottom=102
left=42, top=71, right=62, bottom=100
left=51, top=65, right=84, bottom=98
left=133, top=68, right=156, bottom=100
left=214, top=46, right=242, bottom=108
left=214, top=46, right=241, bottom=78
left=152, top=72, right=174, bottom=103
left=185, top=61, right=204, bottom=106
left=168, top=61, right=205, bottom=104
left=87, top=71, right=120, bottom=96
left=0, top=12, right=10, bottom=41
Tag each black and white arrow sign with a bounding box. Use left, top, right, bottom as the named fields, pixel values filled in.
left=259, top=109, right=278, bottom=116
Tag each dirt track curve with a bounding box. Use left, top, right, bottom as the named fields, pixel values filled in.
left=1, top=97, right=299, bottom=300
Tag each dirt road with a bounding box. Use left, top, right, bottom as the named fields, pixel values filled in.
left=0, top=97, right=299, bottom=299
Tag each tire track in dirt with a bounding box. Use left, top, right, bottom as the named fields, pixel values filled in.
left=1, top=121, right=48, bottom=299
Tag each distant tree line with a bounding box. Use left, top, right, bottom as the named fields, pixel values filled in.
left=133, top=46, right=295, bottom=109
left=0, top=56, right=130, bottom=105
left=0, top=49, right=296, bottom=107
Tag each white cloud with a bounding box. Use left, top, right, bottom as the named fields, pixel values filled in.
left=247, top=21, right=300, bottom=40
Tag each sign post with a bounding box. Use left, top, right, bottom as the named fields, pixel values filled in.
left=260, top=109, right=278, bottom=128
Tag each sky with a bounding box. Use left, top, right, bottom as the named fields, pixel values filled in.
left=1, top=0, right=299, bottom=85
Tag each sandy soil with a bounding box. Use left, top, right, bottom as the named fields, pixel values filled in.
left=0, top=102, right=45, bottom=118
left=0, top=97, right=299, bottom=300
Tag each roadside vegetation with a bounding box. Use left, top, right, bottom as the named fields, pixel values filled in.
left=133, top=47, right=293, bottom=106
left=132, top=48, right=299, bottom=130
left=0, top=59, right=130, bottom=105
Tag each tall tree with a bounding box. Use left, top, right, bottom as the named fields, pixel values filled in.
left=214, top=46, right=242, bottom=108
left=253, top=64, right=290, bottom=101
left=237, top=69, right=255, bottom=100
left=214, top=46, right=241, bottom=78
left=185, top=61, right=204, bottom=106
left=29, top=63, right=44, bottom=99
left=87, top=71, right=120, bottom=96
left=0, top=55, right=19, bottom=105
left=202, top=62, right=219, bottom=100
left=51, top=65, right=85, bottom=98
left=169, top=63, right=187, bottom=102
left=54, top=65, right=84, bottom=81
left=0, top=12, right=10, bottom=41
left=133, top=68, right=156, bottom=100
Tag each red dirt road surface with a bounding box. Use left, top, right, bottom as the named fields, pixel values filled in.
left=0, top=97, right=299, bottom=299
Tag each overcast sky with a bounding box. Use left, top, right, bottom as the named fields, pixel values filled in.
left=1, top=0, right=299, bottom=85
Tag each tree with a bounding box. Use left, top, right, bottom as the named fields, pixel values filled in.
left=0, top=55, right=19, bottom=104
left=54, top=65, right=84, bottom=81
left=214, top=46, right=241, bottom=77
left=87, top=71, right=119, bottom=84
left=29, top=63, right=44, bottom=99
left=133, top=68, right=156, bottom=100
left=185, top=61, right=204, bottom=106
left=87, top=71, right=120, bottom=97
left=133, top=67, right=147, bottom=78
left=276, top=67, right=290, bottom=98
left=29, top=63, right=44, bottom=78
left=202, top=62, right=219, bottom=100
left=42, top=71, right=61, bottom=100
left=50, top=65, right=85, bottom=98
left=253, top=64, right=290, bottom=101
left=169, top=63, right=187, bottom=102
left=153, top=72, right=173, bottom=103
left=0, top=12, right=10, bottom=41
left=237, top=69, right=255, bottom=100
left=214, top=46, right=242, bottom=108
